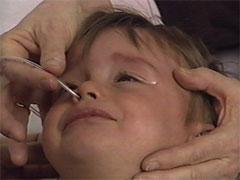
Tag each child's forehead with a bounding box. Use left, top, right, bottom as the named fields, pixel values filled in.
left=68, top=27, right=182, bottom=72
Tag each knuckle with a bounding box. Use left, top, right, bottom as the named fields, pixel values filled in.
left=0, top=32, right=9, bottom=43
left=0, top=31, right=15, bottom=47
left=188, top=149, right=205, bottom=164
left=36, top=21, right=61, bottom=41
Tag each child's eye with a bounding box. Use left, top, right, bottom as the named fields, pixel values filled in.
left=115, top=72, right=142, bottom=83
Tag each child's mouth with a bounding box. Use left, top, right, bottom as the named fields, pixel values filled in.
left=63, top=107, right=117, bottom=131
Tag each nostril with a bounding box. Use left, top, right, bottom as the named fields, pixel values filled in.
left=87, top=92, right=97, bottom=99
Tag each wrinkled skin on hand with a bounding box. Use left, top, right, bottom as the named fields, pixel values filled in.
left=0, top=57, right=59, bottom=165
left=134, top=68, right=240, bottom=180
left=0, top=0, right=239, bottom=179
left=0, top=0, right=83, bottom=75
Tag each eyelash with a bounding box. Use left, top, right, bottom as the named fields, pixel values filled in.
left=114, top=71, right=143, bottom=83
left=53, top=72, right=144, bottom=98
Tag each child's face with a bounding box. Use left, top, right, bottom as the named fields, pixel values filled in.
left=42, top=29, right=192, bottom=178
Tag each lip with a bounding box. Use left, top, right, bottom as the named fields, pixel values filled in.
left=63, top=107, right=117, bottom=131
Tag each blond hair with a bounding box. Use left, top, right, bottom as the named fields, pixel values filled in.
left=72, top=9, right=220, bottom=126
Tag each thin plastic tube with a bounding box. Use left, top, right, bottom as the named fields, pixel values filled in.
left=0, top=56, right=80, bottom=99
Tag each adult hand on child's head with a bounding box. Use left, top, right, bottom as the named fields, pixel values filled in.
left=0, top=0, right=81, bottom=75
left=0, top=0, right=111, bottom=75
left=134, top=68, right=240, bottom=180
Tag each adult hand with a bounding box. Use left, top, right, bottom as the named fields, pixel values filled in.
left=0, top=0, right=111, bottom=167
left=134, top=67, right=240, bottom=179
left=1, top=0, right=88, bottom=75
left=0, top=134, right=58, bottom=179
left=0, top=56, right=59, bottom=165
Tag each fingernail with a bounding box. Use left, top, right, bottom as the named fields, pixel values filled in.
left=145, top=161, right=159, bottom=171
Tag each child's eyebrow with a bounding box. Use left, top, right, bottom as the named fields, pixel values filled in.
left=111, top=52, right=158, bottom=73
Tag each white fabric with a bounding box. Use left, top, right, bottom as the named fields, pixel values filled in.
left=110, top=0, right=163, bottom=25
left=0, top=0, right=43, bottom=35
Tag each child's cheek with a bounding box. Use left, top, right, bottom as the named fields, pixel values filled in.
left=44, top=92, right=75, bottom=129
left=42, top=102, right=68, bottom=158
left=41, top=91, right=71, bottom=118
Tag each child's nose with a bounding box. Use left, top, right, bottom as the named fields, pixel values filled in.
left=77, top=81, right=102, bottom=101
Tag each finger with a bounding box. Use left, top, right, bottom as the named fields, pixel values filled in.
left=7, top=101, right=30, bottom=166
left=11, top=98, right=31, bottom=140
left=0, top=110, right=25, bottom=141
left=134, top=158, right=238, bottom=180
left=38, top=29, right=67, bottom=76
left=8, top=140, right=28, bottom=166
left=0, top=86, right=26, bottom=141
left=0, top=32, right=30, bottom=58
left=0, top=57, right=59, bottom=91
left=174, top=67, right=240, bottom=125
left=0, top=140, right=47, bottom=168
left=141, top=131, right=233, bottom=171
left=173, top=67, right=240, bottom=100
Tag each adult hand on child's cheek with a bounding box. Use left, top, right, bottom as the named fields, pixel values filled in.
left=134, top=68, right=240, bottom=180
left=0, top=57, right=59, bottom=166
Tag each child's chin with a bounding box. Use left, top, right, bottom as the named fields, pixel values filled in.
left=60, top=135, right=114, bottom=156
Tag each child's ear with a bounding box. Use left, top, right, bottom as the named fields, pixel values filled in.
left=187, top=122, right=215, bottom=141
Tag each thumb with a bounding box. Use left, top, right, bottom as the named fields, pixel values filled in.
left=39, top=34, right=67, bottom=76
left=173, top=67, right=233, bottom=99
left=173, top=67, right=239, bottom=126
